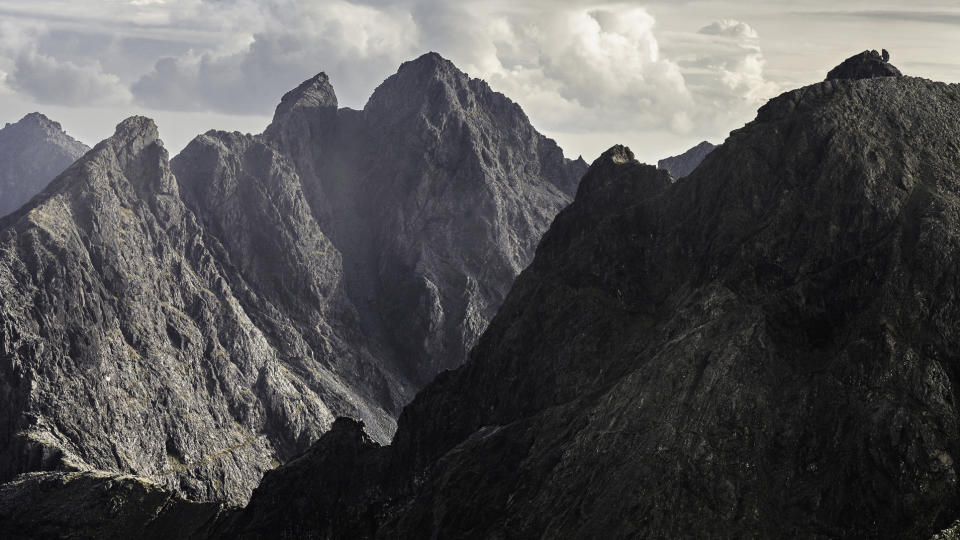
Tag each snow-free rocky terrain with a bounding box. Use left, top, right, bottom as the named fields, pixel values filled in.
left=657, top=140, right=716, bottom=179
left=6, top=50, right=960, bottom=539
left=0, top=113, right=88, bottom=218
left=0, top=52, right=585, bottom=506
left=213, top=50, right=960, bottom=539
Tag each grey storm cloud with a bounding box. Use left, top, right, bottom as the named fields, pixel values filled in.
left=131, top=0, right=420, bottom=114
left=8, top=49, right=131, bottom=106
left=123, top=0, right=774, bottom=138
left=0, top=0, right=878, bottom=162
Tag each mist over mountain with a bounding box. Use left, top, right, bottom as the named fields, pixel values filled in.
left=0, top=113, right=88, bottom=218
left=0, top=53, right=584, bottom=506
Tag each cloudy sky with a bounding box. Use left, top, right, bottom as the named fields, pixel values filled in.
left=0, top=0, right=957, bottom=163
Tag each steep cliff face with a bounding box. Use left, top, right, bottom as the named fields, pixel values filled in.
left=263, top=52, right=587, bottom=384
left=0, top=117, right=354, bottom=506
left=657, top=140, right=716, bottom=179
left=0, top=53, right=584, bottom=506
left=0, top=113, right=89, bottom=218
left=223, top=63, right=960, bottom=538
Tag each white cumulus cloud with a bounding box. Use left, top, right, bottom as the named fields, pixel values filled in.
left=132, top=0, right=420, bottom=113
left=0, top=0, right=786, bottom=161
left=0, top=21, right=132, bottom=106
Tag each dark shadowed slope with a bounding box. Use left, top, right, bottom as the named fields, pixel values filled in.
left=221, top=59, right=960, bottom=539
left=0, top=471, right=224, bottom=540
left=0, top=113, right=88, bottom=218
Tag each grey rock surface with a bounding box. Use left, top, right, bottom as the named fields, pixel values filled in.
left=826, top=49, right=902, bottom=80
left=0, top=53, right=584, bottom=506
left=0, top=113, right=88, bottom=218
left=657, top=140, right=716, bottom=179
left=221, top=70, right=960, bottom=538
left=263, top=52, right=587, bottom=384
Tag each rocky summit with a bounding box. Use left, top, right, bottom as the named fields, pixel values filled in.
left=657, top=140, right=716, bottom=179
left=206, top=55, right=960, bottom=538
left=0, top=52, right=584, bottom=508
left=826, top=49, right=903, bottom=80
left=0, top=113, right=88, bottom=218
left=261, top=52, right=586, bottom=385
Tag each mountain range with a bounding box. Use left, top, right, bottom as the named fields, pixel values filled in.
left=0, top=52, right=585, bottom=506
left=3, top=50, right=960, bottom=539
left=212, top=50, right=960, bottom=539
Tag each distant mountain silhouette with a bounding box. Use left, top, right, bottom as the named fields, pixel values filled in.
left=0, top=113, right=88, bottom=218
left=657, top=140, right=716, bottom=179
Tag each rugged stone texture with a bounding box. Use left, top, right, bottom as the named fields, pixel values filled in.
left=0, top=113, right=88, bottom=218
left=0, top=53, right=584, bottom=506
left=223, top=71, right=960, bottom=538
left=262, top=52, right=587, bottom=385
left=935, top=521, right=960, bottom=540
left=0, top=470, right=224, bottom=539
left=657, top=140, right=716, bottom=179
left=826, top=50, right=902, bottom=80
left=0, top=117, right=324, bottom=506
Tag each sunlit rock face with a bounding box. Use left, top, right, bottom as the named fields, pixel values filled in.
left=0, top=53, right=585, bottom=506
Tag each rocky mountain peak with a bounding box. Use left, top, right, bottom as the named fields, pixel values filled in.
left=69, top=115, right=180, bottom=204
left=9, top=112, right=61, bottom=133
left=602, top=144, right=635, bottom=165
left=657, top=140, right=717, bottom=179
left=574, top=145, right=670, bottom=210
left=826, top=49, right=902, bottom=80
left=396, top=51, right=457, bottom=78
left=272, top=72, right=338, bottom=121
left=0, top=112, right=88, bottom=218
left=363, top=51, right=487, bottom=121
left=108, top=116, right=161, bottom=149
left=96, top=116, right=164, bottom=172
left=4, top=112, right=87, bottom=153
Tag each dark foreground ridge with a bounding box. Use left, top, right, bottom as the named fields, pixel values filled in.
left=7, top=52, right=960, bottom=538
left=213, top=53, right=960, bottom=538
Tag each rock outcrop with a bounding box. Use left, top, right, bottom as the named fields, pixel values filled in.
left=0, top=113, right=88, bottom=218
left=0, top=53, right=584, bottom=505
left=657, top=140, right=716, bottom=179
left=218, top=60, right=960, bottom=538
left=826, top=49, right=902, bottom=80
